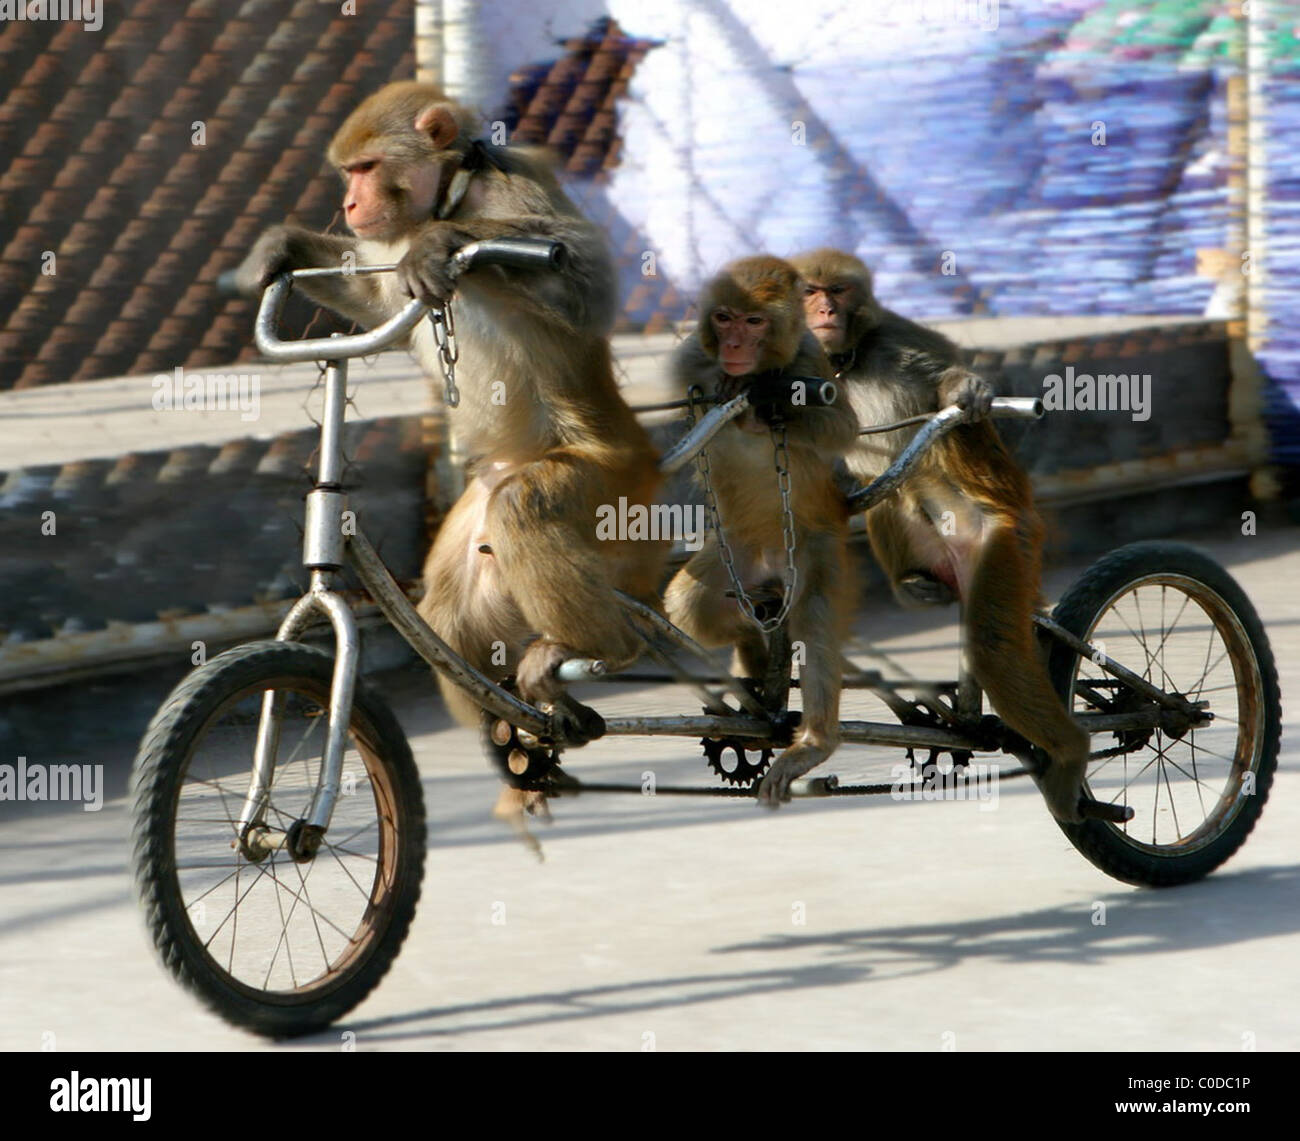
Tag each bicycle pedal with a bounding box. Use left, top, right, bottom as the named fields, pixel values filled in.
left=1078, top=797, right=1135, bottom=823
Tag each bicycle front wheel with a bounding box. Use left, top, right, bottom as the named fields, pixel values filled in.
left=131, top=641, right=425, bottom=1037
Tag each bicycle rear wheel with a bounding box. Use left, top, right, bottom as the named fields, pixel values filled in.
left=1045, top=541, right=1280, bottom=886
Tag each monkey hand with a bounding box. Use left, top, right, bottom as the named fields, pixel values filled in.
left=232, top=225, right=308, bottom=297
left=744, top=371, right=797, bottom=428
left=398, top=223, right=472, bottom=305
left=940, top=370, right=994, bottom=422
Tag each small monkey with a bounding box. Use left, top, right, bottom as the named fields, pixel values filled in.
left=665, top=256, right=859, bottom=805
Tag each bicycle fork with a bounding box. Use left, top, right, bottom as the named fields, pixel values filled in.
left=237, top=358, right=358, bottom=862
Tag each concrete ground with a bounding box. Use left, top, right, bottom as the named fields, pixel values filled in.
left=0, top=523, right=1295, bottom=1052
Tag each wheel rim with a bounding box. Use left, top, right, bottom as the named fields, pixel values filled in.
left=165, top=676, right=402, bottom=1003
left=1069, top=573, right=1265, bottom=854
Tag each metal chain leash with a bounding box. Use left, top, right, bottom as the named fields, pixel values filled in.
left=430, top=301, right=460, bottom=407
left=690, top=386, right=799, bottom=634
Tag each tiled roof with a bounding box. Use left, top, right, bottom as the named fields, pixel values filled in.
left=499, top=17, right=678, bottom=332
left=0, top=0, right=415, bottom=391
left=0, top=8, right=676, bottom=392
left=502, top=17, right=660, bottom=180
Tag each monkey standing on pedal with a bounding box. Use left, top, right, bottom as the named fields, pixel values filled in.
left=666, top=257, right=859, bottom=805
left=233, top=83, right=667, bottom=826
left=790, top=248, right=1090, bottom=822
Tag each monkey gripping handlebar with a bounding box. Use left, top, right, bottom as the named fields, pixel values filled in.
left=249, top=237, right=568, bottom=363
left=244, top=231, right=1040, bottom=515
left=659, top=387, right=1044, bottom=503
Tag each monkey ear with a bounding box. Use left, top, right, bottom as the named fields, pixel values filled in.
left=414, top=103, right=461, bottom=150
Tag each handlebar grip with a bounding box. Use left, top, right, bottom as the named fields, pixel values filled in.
left=989, top=396, right=1044, bottom=420
left=746, top=374, right=840, bottom=416
left=455, top=238, right=568, bottom=274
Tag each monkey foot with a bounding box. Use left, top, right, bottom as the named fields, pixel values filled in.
left=756, top=749, right=827, bottom=808
left=541, top=693, right=606, bottom=747
left=1034, top=762, right=1086, bottom=824
left=492, top=785, right=551, bottom=862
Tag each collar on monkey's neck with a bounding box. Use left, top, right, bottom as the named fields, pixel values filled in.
left=828, top=347, right=856, bottom=376
left=436, top=139, right=508, bottom=220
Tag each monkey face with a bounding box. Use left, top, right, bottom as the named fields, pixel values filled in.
left=336, top=158, right=424, bottom=240
left=337, top=145, right=448, bottom=241
left=791, top=249, right=882, bottom=350
left=710, top=308, right=771, bottom=377
left=802, top=280, right=857, bottom=353
left=698, top=257, right=804, bottom=376
left=329, top=85, right=467, bottom=242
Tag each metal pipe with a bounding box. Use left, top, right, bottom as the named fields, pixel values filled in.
left=253, top=241, right=562, bottom=364
left=613, top=589, right=769, bottom=719
left=600, top=715, right=774, bottom=738
left=305, top=584, right=361, bottom=832
left=1032, top=613, right=1198, bottom=712
left=657, top=393, right=752, bottom=474
left=846, top=398, right=1043, bottom=513
left=254, top=278, right=426, bottom=363
left=317, top=360, right=348, bottom=487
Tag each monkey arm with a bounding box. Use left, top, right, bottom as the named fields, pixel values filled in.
left=855, top=309, right=967, bottom=415
left=233, top=226, right=387, bottom=328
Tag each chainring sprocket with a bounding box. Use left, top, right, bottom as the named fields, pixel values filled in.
left=481, top=699, right=562, bottom=791
left=701, top=737, right=774, bottom=787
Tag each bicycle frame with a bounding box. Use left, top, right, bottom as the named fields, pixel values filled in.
left=234, top=244, right=1196, bottom=846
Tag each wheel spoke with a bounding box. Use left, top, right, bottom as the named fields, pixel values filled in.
left=264, top=854, right=299, bottom=990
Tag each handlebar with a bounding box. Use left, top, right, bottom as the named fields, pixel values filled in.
left=248, top=237, right=567, bottom=363
left=845, top=397, right=1042, bottom=512
left=659, top=392, right=1044, bottom=504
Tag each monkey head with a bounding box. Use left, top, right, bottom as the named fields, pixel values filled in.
left=698, top=256, right=804, bottom=378
left=327, top=82, right=480, bottom=241
left=790, top=248, right=882, bottom=356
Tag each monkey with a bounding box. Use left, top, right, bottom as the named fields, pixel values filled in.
left=789, top=248, right=1090, bottom=823
left=664, top=256, right=860, bottom=806
left=233, top=82, right=667, bottom=821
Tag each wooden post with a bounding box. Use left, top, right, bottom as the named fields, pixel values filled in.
left=1226, top=0, right=1274, bottom=496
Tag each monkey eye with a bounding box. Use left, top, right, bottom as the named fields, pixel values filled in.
left=830, top=285, right=847, bottom=295
left=745, top=315, right=764, bottom=326
left=350, top=160, right=379, bottom=174
left=712, top=311, right=733, bottom=325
